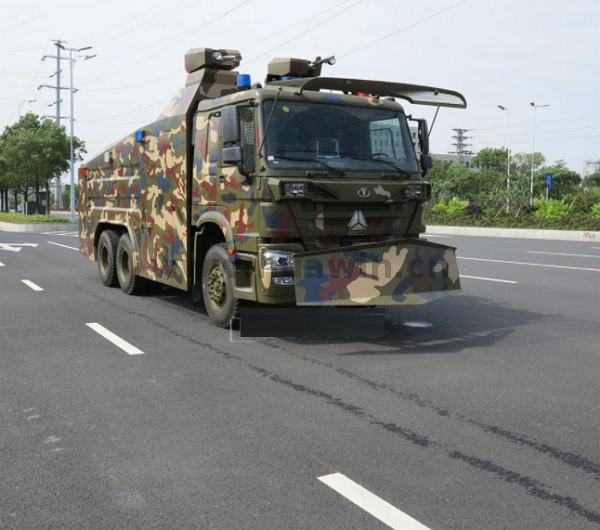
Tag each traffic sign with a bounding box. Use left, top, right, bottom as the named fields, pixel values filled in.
left=545, top=173, right=554, bottom=188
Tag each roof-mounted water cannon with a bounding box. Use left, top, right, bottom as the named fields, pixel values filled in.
left=185, top=48, right=242, bottom=74
left=266, top=54, right=335, bottom=83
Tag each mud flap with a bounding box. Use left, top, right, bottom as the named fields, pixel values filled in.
left=294, top=238, right=461, bottom=306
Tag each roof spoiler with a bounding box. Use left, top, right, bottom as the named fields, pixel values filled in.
left=268, top=77, right=467, bottom=109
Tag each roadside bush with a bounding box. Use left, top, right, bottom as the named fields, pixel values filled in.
left=591, top=203, right=600, bottom=219
left=430, top=201, right=448, bottom=213
left=0, top=212, right=71, bottom=224
left=570, top=195, right=587, bottom=214
left=533, top=198, right=570, bottom=220
left=463, top=203, right=483, bottom=217
left=447, top=197, right=467, bottom=214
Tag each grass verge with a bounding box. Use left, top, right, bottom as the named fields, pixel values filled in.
left=0, top=212, right=72, bottom=224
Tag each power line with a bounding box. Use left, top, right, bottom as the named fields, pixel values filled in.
left=475, top=124, right=600, bottom=139
left=0, top=11, right=46, bottom=32
left=243, top=0, right=356, bottom=51
left=78, top=97, right=172, bottom=123
left=1, top=0, right=46, bottom=23
left=68, top=0, right=168, bottom=42
left=84, top=0, right=357, bottom=93
left=91, top=0, right=198, bottom=48
left=78, top=0, right=255, bottom=87
left=339, top=0, right=471, bottom=59
left=472, top=114, right=600, bottom=132
left=244, top=0, right=365, bottom=66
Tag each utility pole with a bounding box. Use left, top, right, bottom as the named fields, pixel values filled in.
left=39, top=40, right=94, bottom=214
left=498, top=105, right=511, bottom=212
left=63, top=47, right=95, bottom=221
left=529, top=102, right=549, bottom=206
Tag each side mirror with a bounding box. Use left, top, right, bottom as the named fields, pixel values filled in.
left=418, top=119, right=430, bottom=155
left=420, top=154, right=433, bottom=176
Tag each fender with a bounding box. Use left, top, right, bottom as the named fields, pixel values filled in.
left=195, top=209, right=235, bottom=252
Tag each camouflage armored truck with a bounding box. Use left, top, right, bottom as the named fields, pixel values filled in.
left=78, top=47, right=466, bottom=328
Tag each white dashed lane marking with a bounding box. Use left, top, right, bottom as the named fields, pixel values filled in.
left=86, top=323, right=144, bottom=355
left=319, top=473, right=431, bottom=530
left=0, top=261, right=4, bottom=267
left=461, top=275, right=518, bottom=284
left=458, top=257, right=600, bottom=272
left=48, top=241, right=79, bottom=251
left=21, top=280, right=44, bottom=292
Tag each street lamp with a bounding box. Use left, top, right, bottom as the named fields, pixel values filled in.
left=530, top=102, right=549, bottom=206
left=18, top=99, right=36, bottom=117
left=498, top=105, right=511, bottom=211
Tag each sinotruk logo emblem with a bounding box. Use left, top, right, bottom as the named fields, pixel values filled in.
left=357, top=187, right=370, bottom=198
left=348, top=211, right=368, bottom=235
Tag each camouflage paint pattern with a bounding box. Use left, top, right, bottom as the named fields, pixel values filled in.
left=78, top=47, right=464, bottom=309
left=294, top=239, right=460, bottom=306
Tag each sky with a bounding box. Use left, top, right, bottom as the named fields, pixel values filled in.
left=1, top=0, right=599, bottom=180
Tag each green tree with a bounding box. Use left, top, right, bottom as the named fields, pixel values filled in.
left=583, top=170, right=600, bottom=189
left=541, top=160, right=581, bottom=201
left=0, top=113, right=85, bottom=214
left=511, top=152, right=545, bottom=175
left=471, top=147, right=509, bottom=174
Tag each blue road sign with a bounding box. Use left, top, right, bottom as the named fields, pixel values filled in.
left=545, top=173, right=554, bottom=188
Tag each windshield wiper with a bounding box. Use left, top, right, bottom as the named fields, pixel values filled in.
left=340, top=153, right=413, bottom=178
left=273, top=154, right=345, bottom=177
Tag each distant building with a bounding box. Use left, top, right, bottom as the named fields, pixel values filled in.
left=582, top=159, right=600, bottom=177
left=431, top=153, right=474, bottom=168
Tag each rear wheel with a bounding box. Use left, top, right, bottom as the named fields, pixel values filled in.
left=202, top=243, right=238, bottom=328
left=116, top=233, right=147, bottom=295
left=97, top=230, right=119, bottom=287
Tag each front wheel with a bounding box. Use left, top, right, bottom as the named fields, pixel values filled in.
left=202, top=243, right=238, bottom=328
left=116, top=233, right=147, bottom=295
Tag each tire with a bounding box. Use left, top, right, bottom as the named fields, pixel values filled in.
left=202, top=243, right=239, bottom=328
left=116, top=233, right=147, bottom=295
left=97, top=230, right=120, bottom=287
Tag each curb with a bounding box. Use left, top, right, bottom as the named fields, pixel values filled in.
left=0, top=221, right=78, bottom=233
left=426, top=225, right=600, bottom=242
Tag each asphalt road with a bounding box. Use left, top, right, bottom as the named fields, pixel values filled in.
left=1, top=230, right=599, bottom=530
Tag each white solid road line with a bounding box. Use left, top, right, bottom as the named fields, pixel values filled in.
left=86, top=323, right=144, bottom=355
left=461, top=275, right=518, bottom=284
left=318, top=473, right=431, bottom=530
left=459, top=257, right=600, bottom=272
left=21, top=279, right=44, bottom=292
left=48, top=241, right=79, bottom=251
left=526, top=250, right=600, bottom=258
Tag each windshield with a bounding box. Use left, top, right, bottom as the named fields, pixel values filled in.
left=262, top=99, right=420, bottom=176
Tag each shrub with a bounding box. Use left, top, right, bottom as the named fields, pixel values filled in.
left=591, top=203, right=600, bottom=219
left=570, top=195, right=587, bottom=214
left=430, top=201, right=448, bottom=213
left=533, top=198, right=570, bottom=220
left=463, top=203, right=483, bottom=217
left=447, top=197, right=467, bottom=214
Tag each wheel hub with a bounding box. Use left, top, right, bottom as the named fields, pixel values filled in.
left=207, top=265, right=227, bottom=307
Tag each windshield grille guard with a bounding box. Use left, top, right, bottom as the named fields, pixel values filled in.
left=267, top=77, right=467, bottom=109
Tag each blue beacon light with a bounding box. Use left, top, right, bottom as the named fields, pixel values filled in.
left=237, top=74, right=251, bottom=90
left=135, top=130, right=144, bottom=143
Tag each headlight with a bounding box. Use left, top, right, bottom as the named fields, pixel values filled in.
left=405, top=184, right=424, bottom=198
left=284, top=183, right=305, bottom=197
left=262, top=250, right=294, bottom=270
